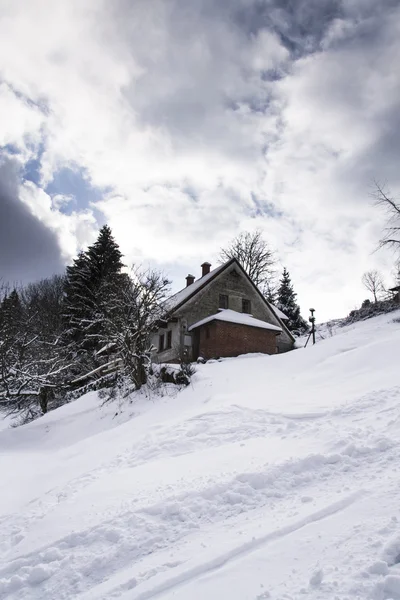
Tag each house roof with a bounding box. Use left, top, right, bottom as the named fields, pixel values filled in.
left=162, top=257, right=295, bottom=342
left=389, top=285, right=400, bottom=292
left=188, top=309, right=282, bottom=333
left=270, top=304, right=289, bottom=320
left=163, top=261, right=232, bottom=313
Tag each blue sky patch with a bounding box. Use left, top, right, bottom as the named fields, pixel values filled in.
left=45, top=166, right=110, bottom=215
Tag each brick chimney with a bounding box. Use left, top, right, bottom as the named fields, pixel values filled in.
left=201, top=262, right=211, bottom=277
left=186, top=274, right=195, bottom=287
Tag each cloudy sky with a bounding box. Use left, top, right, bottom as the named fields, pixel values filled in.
left=1, top=0, right=400, bottom=320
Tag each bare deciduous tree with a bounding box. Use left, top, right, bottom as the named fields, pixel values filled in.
left=374, top=182, right=400, bottom=256
left=0, top=291, right=71, bottom=420
left=361, top=270, right=385, bottom=303
left=219, top=230, right=276, bottom=293
left=97, top=267, right=171, bottom=392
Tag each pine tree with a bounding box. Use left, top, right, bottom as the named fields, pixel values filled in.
left=86, top=225, right=124, bottom=286
left=277, top=268, right=308, bottom=333
left=62, top=225, right=125, bottom=382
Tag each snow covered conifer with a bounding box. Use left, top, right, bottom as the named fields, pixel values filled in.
left=62, top=225, right=126, bottom=385
left=277, top=268, right=308, bottom=333
left=86, top=225, right=124, bottom=285
left=63, top=251, right=93, bottom=358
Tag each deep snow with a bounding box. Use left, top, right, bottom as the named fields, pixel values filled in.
left=1, top=310, right=400, bottom=600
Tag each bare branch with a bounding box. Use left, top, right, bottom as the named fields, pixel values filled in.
left=373, top=181, right=400, bottom=255
left=361, top=270, right=385, bottom=303
left=219, top=230, right=276, bottom=291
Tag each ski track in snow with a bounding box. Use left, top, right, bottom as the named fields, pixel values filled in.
left=1, top=393, right=399, bottom=599
left=1, top=311, right=400, bottom=600
left=113, top=490, right=367, bottom=600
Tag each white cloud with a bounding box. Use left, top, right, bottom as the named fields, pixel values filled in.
left=19, top=181, right=98, bottom=263
left=0, top=0, right=399, bottom=319
left=0, top=83, right=44, bottom=158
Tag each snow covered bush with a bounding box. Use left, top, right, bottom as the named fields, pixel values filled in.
left=343, top=299, right=399, bottom=325
left=98, top=361, right=196, bottom=407
left=153, top=362, right=196, bottom=388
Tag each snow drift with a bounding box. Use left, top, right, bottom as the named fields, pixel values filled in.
left=1, top=310, right=400, bottom=600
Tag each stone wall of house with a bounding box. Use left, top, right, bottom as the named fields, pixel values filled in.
left=198, top=321, right=278, bottom=360
left=175, top=266, right=293, bottom=353
left=150, top=320, right=181, bottom=363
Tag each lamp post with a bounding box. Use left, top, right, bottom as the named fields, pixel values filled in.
left=309, top=308, right=316, bottom=345
left=304, top=308, right=316, bottom=347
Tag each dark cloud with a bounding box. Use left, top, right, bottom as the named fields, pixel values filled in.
left=108, top=0, right=286, bottom=165
left=235, top=0, right=343, bottom=53
left=0, top=158, right=64, bottom=285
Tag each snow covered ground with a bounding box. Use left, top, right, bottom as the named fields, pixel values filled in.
left=1, top=310, right=400, bottom=600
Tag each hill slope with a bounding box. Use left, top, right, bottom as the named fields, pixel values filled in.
left=1, top=310, right=400, bottom=600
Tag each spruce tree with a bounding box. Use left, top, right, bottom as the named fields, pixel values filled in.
left=63, top=251, right=93, bottom=356
left=86, top=225, right=124, bottom=286
left=62, top=225, right=125, bottom=380
left=277, top=268, right=308, bottom=333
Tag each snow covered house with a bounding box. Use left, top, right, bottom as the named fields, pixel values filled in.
left=151, top=258, right=294, bottom=362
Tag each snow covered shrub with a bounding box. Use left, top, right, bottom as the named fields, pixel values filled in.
left=159, top=366, right=176, bottom=384
left=10, top=405, right=43, bottom=427
left=98, top=372, right=135, bottom=404
left=157, top=362, right=196, bottom=387
left=175, top=362, right=196, bottom=385
left=326, top=322, right=335, bottom=337
left=343, top=299, right=399, bottom=325
left=99, top=361, right=196, bottom=406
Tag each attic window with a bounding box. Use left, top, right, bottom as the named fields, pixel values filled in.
left=230, top=268, right=239, bottom=278
left=219, top=294, right=229, bottom=309
left=242, top=299, right=251, bottom=314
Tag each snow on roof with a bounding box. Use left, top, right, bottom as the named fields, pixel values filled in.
left=270, top=304, right=289, bottom=320
left=188, top=309, right=282, bottom=333
left=164, top=263, right=227, bottom=313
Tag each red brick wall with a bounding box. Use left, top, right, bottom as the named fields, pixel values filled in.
left=198, top=321, right=278, bottom=360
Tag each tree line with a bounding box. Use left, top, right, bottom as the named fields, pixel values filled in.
left=0, top=225, right=171, bottom=422
left=0, top=225, right=309, bottom=424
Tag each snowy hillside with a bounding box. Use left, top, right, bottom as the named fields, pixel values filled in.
left=1, top=310, right=400, bottom=600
